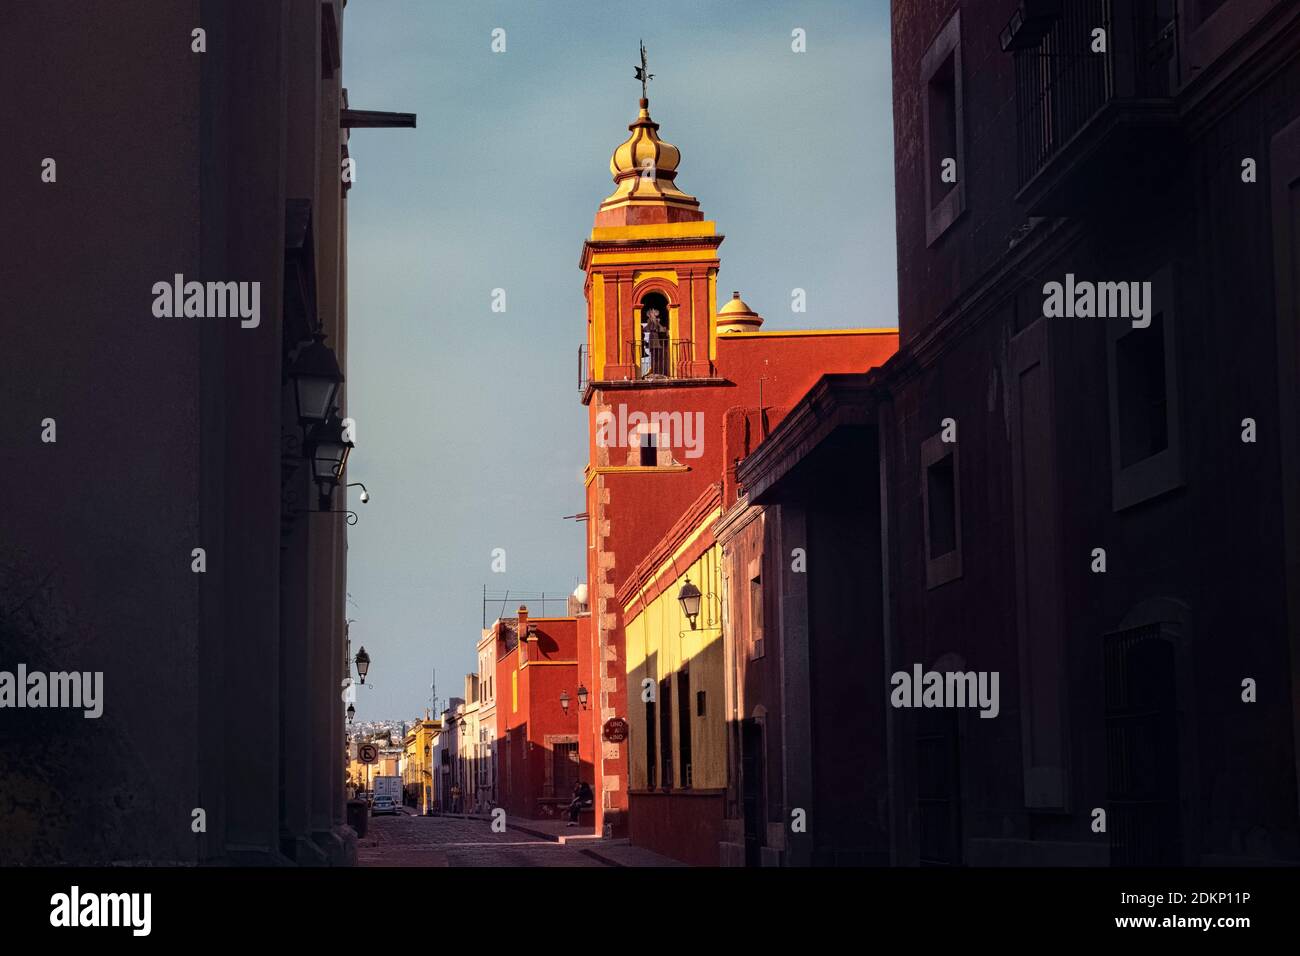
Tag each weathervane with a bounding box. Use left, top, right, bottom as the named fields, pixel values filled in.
left=634, top=40, right=654, bottom=99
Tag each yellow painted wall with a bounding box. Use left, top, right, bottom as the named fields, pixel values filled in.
left=624, top=542, right=726, bottom=792
left=590, top=221, right=716, bottom=243
left=632, top=269, right=677, bottom=287
left=591, top=274, right=606, bottom=381
left=400, top=719, right=440, bottom=809
left=707, top=269, right=718, bottom=360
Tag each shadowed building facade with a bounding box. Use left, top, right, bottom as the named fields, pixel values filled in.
left=710, top=0, right=1300, bottom=866
left=878, top=0, right=1300, bottom=866
left=1, top=0, right=411, bottom=864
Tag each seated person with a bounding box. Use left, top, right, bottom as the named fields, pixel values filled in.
left=566, top=780, right=595, bottom=827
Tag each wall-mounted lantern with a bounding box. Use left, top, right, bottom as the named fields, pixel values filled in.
left=288, top=333, right=343, bottom=430
left=677, top=577, right=703, bottom=629
left=307, top=412, right=353, bottom=509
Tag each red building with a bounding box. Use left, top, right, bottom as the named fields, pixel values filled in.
left=575, top=92, right=898, bottom=850
left=492, top=607, right=584, bottom=820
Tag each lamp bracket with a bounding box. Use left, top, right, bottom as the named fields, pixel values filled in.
left=291, top=507, right=358, bottom=525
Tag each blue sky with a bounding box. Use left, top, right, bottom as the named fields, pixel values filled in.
left=342, top=0, right=896, bottom=720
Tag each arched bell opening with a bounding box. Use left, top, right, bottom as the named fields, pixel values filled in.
left=639, top=292, right=670, bottom=377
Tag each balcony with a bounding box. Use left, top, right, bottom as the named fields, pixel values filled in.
left=578, top=339, right=706, bottom=398
left=1006, top=0, right=1182, bottom=215
left=628, top=338, right=695, bottom=380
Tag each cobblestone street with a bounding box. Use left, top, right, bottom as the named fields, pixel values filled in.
left=357, top=813, right=609, bottom=867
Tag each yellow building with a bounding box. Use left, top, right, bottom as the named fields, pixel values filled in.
left=621, top=484, right=727, bottom=863
left=458, top=676, right=482, bottom=812
left=402, top=716, right=441, bottom=813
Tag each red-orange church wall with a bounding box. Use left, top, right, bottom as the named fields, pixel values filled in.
left=581, top=328, right=897, bottom=842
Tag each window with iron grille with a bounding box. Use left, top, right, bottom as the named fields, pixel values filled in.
left=1009, top=0, right=1178, bottom=188
left=677, top=668, right=692, bottom=789
left=916, top=707, right=962, bottom=866
left=659, top=676, right=674, bottom=789
left=552, top=741, right=579, bottom=799
left=645, top=695, right=657, bottom=790
left=1104, top=623, right=1182, bottom=865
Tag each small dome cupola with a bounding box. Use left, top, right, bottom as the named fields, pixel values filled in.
left=594, top=47, right=703, bottom=227
left=596, top=98, right=703, bottom=226
left=609, top=100, right=683, bottom=184
left=716, top=291, right=763, bottom=332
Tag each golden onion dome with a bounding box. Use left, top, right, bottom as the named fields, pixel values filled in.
left=716, top=291, right=763, bottom=332
left=596, top=98, right=702, bottom=226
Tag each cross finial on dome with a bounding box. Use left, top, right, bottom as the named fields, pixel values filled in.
left=634, top=40, right=654, bottom=101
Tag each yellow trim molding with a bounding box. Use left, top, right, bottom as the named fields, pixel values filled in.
left=719, top=327, right=898, bottom=338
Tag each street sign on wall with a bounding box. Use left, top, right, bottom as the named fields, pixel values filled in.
left=602, top=717, right=628, bottom=743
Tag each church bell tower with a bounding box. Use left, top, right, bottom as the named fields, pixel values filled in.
left=579, top=79, right=723, bottom=387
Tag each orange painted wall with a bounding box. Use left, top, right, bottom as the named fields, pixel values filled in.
left=494, top=613, right=581, bottom=819
left=582, top=328, right=897, bottom=834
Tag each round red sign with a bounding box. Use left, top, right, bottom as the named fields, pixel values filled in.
left=602, top=717, right=629, bottom=743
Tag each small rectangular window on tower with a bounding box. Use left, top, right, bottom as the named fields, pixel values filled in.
left=640, top=431, right=658, bottom=467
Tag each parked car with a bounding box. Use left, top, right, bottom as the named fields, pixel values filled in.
left=371, top=795, right=398, bottom=816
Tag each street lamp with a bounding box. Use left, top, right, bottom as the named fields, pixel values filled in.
left=677, top=577, right=702, bottom=629
left=576, top=684, right=589, bottom=709
left=306, top=412, right=353, bottom=509
left=346, top=702, right=355, bottom=723
left=354, top=646, right=371, bottom=684
left=288, top=333, right=344, bottom=430
left=423, top=743, right=432, bottom=815
left=560, top=689, right=571, bottom=715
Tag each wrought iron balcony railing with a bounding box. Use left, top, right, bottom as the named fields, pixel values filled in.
left=630, top=338, right=694, bottom=380
left=578, top=339, right=696, bottom=392
left=1008, top=0, right=1179, bottom=200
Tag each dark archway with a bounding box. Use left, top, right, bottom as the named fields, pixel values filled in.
left=640, top=292, right=669, bottom=376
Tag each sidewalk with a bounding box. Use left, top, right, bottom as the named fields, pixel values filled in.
left=577, top=838, right=686, bottom=868
left=436, top=810, right=602, bottom=845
